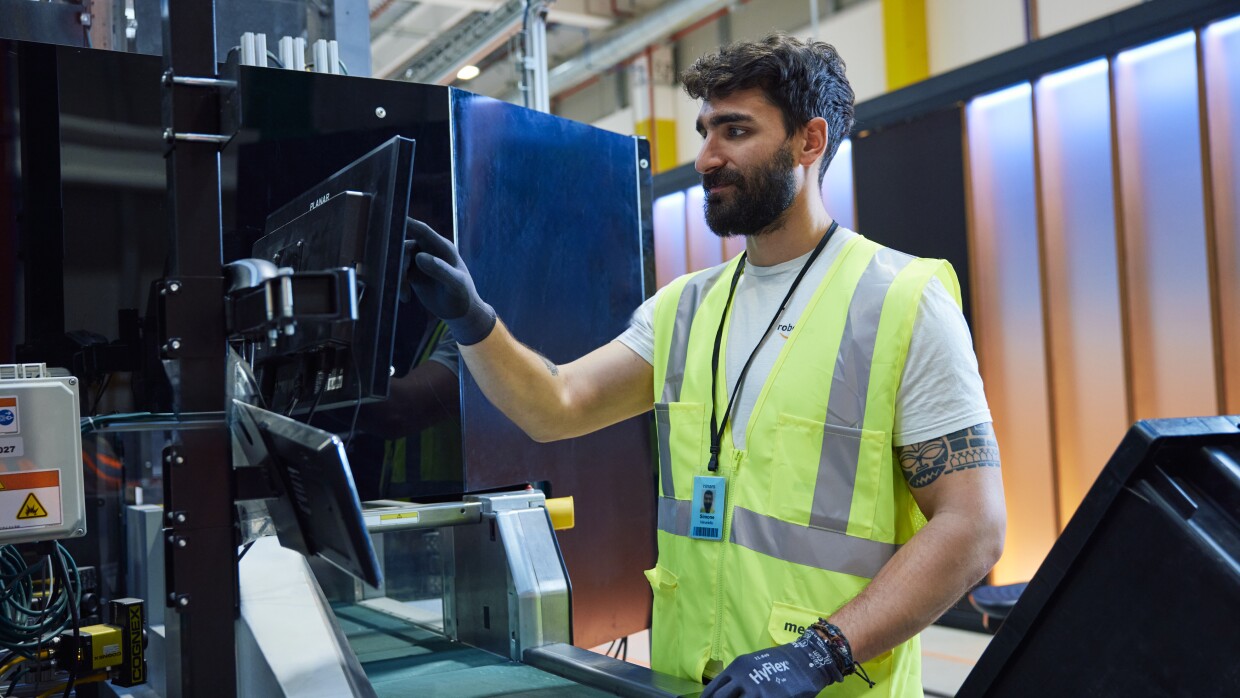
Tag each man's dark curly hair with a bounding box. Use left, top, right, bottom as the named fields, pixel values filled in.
left=681, top=33, right=855, bottom=185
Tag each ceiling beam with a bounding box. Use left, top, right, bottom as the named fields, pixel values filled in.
left=393, top=0, right=526, bottom=84
left=547, top=0, right=730, bottom=96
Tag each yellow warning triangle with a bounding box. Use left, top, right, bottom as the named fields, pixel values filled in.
left=0, top=481, right=6, bottom=490
left=16, top=493, right=47, bottom=519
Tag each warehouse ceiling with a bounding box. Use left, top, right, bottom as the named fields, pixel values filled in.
left=366, top=0, right=672, bottom=101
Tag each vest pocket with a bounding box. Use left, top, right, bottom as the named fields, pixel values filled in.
left=766, top=600, right=829, bottom=646
left=769, top=415, right=884, bottom=532
left=644, top=564, right=682, bottom=676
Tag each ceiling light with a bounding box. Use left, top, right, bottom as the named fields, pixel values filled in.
left=457, top=65, right=481, bottom=81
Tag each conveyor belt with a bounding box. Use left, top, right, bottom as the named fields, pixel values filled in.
left=335, top=604, right=615, bottom=697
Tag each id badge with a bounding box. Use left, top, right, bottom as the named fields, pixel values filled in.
left=690, top=476, right=725, bottom=540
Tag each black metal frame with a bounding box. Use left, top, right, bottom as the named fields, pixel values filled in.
left=16, top=43, right=67, bottom=364
left=158, top=1, right=238, bottom=694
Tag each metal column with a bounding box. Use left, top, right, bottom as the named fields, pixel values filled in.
left=158, top=0, right=237, bottom=695
left=521, top=0, right=551, bottom=113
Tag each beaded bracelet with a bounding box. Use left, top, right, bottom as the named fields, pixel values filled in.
left=810, top=619, right=875, bottom=688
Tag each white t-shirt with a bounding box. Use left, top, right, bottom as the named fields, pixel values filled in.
left=616, top=228, right=991, bottom=449
left=426, top=326, right=460, bottom=375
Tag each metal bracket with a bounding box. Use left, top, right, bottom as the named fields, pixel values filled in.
left=225, top=266, right=358, bottom=348
left=160, top=64, right=241, bottom=148
left=469, top=490, right=548, bottom=515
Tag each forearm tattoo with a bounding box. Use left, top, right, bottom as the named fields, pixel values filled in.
left=542, top=356, right=559, bottom=377
left=897, top=423, right=1000, bottom=488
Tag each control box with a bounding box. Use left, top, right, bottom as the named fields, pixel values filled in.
left=0, top=364, right=85, bottom=544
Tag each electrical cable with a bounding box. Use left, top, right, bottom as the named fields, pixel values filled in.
left=344, top=348, right=363, bottom=449
left=89, top=373, right=112, bottom=416
left=0, top=546, right=80, bottom=697
left=50, top=549, right=78, bottom=698
left=265, top=50, right=285, bottom=68
left=31, top=555, right=49, bottom=697
left=0, top=546, right=78, bottom=658
left=4, top=666, right=24, bottom=696
left=303, top=376, right=328, bottom=423
left=0, top=655, right=23, bottom=678
left=36, top=672, right=105, bottom=698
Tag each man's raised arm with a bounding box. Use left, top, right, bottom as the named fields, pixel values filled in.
left=406, top=219, right=653, bottom=442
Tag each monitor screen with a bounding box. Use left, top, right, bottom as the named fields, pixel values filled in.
left=959, top=416, right=1240, bottom=696
left=250, top=136, right=416, bottom=415
left=233, top=399, right=382, bottom=587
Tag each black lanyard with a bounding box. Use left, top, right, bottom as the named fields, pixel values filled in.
left=707, top=221, right=838, bottom=472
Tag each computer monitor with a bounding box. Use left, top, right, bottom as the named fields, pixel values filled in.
left=250, top=136, right=416, bottom=415
left=233, top=399, right=382, bottom=587
left=958, top=416, right=1240, bottom=697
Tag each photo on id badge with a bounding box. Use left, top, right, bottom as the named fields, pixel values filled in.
left=691, top=476, right=725, bottom=540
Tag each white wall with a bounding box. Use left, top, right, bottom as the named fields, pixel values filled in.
left=573, top=0, right=1164, bottom=169
left=1038, top=0, right=1141, bottom=38
left=674, top=84, right=703, bottom=166
left=926, top=0, right=1025, bottom=75
left=794, top=0, right=887, bottom=103
left=672, top=1, right=887, bottom=166
left=592, top=105, right=636, bottom=135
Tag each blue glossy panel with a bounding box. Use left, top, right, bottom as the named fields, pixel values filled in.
left=450, top=91, right=655, bottom=646
left=1034, top=59, right=1129, bottom=523
left=653, top=191, right=688, bottom=288
left=1115, top=32, right=1218, bottom=419
left=1204, top=14, right=1240, bottom=411
left=821, top=138, right=855, bottom=231
left=452, top=92, right=645, bottom=364
left=684, top=184, right=722, bottom=272
left=965, top=82, right=1059, bottom=583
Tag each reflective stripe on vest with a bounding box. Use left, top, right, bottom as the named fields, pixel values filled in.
left=654, top=262, right=734, bottom=499
left=662, top=264, right=732, bottom=404
left=812, top=247, right=914, bottom=532
left=654, top=404, right=674, bottom=498
left=657, top=496, right=895, bottom=579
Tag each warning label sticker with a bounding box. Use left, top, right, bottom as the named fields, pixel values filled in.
left=0, top=470, right=61, bottom=529
left=16, top=494, right=47, bottom=519
left=0, top=397, right=18, bottom=435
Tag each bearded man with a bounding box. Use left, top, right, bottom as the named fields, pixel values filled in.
left=405, top=33, right=1006, bottom=698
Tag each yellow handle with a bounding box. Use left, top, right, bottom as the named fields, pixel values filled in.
left=546, top=496, right=575, bottom=531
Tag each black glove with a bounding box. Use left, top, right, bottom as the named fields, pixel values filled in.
left=404, top=218, right=496, bottom=346
left=701, top=628, right=846, bottom=698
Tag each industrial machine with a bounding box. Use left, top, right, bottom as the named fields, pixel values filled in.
left=2, top=0, right=660, bottom=692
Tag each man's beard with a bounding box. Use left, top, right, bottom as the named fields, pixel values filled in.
left=702, top=143, right=798, bottom=238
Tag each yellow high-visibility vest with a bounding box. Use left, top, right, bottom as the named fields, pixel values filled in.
left=647, top=234, right=960, bottom=696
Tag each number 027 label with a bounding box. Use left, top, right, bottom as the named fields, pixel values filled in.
left=0, top=438, right=23, bottom=459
